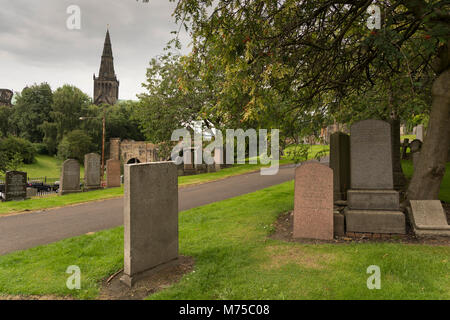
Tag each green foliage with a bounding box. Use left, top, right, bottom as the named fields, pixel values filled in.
left=169, top=0, right=447, bottom=140
left=11, top=83, right=53, bottom=142
left=0, top=136, right=36, bottom=165
left=51, top=85, right=91, bottom=142
left=57, top=130, right=94, bottom=163
left=284, top=144, right=310, bottom=164
left=106, top=101, right=145, bottom=142
left=0, top=152, right=23, bottom=174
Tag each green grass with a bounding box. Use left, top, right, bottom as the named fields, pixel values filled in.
left=0, top=145, right=328, bottom=215
left=0, top=181, right=448, bottom=300
left=401, top=135, right=417, bottom=142
left=17, top=155, right=85, bottom=179
left=402, top=160, right=450, bottom=203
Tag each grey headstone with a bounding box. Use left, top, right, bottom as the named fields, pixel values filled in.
left=4, top=171, right=27, bottom=201
left=84, top=153, right=101, bottom=190
left=26, top=187, right=37, bottom=198
left=350, top=119, right=393, bottom=189
left=330, top=132, right=350, bottom=201
left=408, top=200, right=450, bottom=236
left=59, top=159, right=81, bottom=195
left=121, top=162, right=179, bottom=287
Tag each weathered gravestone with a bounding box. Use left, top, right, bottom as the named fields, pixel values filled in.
left=4, top=171, right=27, bottom=201
left=59, top=159, right=81, bottom=195
left=407, top=200, right=450, bottom=236
left=293, top=162, right=334, bottom=240
left=106, top=159, right=121, bottom=188
left=121, top=162, right=179, bottom=287
left=345, top=120, right=405, bottom=234
left=330, top=132, right=350, bottom=202
left=416, top=124, right=425, bottom=141
left=84, top=153, right=101, bottom=191
left=26, top=187, right=38, bottom=198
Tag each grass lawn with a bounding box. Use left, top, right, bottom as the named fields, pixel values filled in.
left=0, top=181, right=448, bottom=300
left=17, top=155, right=85, bottom=179
left=0, top=145, right=328, bottom=215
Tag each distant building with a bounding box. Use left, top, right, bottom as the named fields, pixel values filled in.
left=0, top=89, right=13, bottom=107
left=93, top=29, right=119, bottom=105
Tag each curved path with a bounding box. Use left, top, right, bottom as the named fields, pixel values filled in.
left=0, top=165, right=297, bottom=255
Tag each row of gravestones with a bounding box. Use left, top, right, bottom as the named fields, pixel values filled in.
left=59, top=154, right=122, bottom=195
left=293, top=119, right=449, bottom=240
left=115, top=119, right=449, bottom=288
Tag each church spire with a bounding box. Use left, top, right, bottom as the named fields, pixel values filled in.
left=94, top=28, right=119, bottom=105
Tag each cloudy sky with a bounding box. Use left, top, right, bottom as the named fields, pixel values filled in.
left=0, top=0, right=190, bottom=100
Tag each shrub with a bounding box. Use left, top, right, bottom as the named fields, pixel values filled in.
left=0, top=136, right=36, bottom=164
left=57, top=130, right=94, bottom=163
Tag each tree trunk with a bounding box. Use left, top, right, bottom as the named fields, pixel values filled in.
left=407, top=68, right=450, bottom=200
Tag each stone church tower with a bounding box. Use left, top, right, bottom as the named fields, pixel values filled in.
left=93, top=29, right=119, bottom=105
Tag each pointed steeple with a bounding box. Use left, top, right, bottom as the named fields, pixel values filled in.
left=102, top=29, right=113, bottom=57
left=94, top=28, right=119, bottom=105
left=98, top=29, right=116, bottom=80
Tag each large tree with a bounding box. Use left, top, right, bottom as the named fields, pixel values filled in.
left=173, top=0, right=449, bottom=200
left=11, top=83, right=53, bottom=142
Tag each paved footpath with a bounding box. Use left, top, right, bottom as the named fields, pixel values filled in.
left=0, top=165, right=296, bottom=255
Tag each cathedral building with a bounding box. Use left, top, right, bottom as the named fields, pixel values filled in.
left=93, top=29, right=119, bottom=105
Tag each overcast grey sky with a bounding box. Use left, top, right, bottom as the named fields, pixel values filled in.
left=0, top=0, right=190, bottom=100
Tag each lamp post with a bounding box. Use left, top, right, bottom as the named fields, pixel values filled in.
left=79, top=108, right=107, bottom=184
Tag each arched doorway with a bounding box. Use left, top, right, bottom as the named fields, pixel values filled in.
left=127, top=158, right=141, bottom=164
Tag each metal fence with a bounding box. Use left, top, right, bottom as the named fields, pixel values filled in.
left=0, top=176, right=64, bottom=198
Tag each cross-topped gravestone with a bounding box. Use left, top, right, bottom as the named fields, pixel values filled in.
left=59, top=159, right=81, bottom=195
left=4, top=171, right=27, bottom=201
left=121, top=162, right=179, bottom=287
left=293, top=162, right=333, bottom=240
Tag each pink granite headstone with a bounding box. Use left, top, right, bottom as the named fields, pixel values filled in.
left=106, top=159, right=121, bottom=188
left=293, top=162, right=334, bottom=240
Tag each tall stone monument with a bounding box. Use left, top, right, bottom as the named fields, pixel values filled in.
left=293, top=162, right=334, bottom=240
left=4, top=171, right=27, bottom=201
left=84, top=153, right=102, bottom=191
left=329, top=132, right=350, bottom=202
left=106, top=159, right=121, bottom=188
left=59, top=159, right=81, bottom=195
left=121, top=162, right=179, bottom=287
left=345, top=120, right=405, bottom=234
